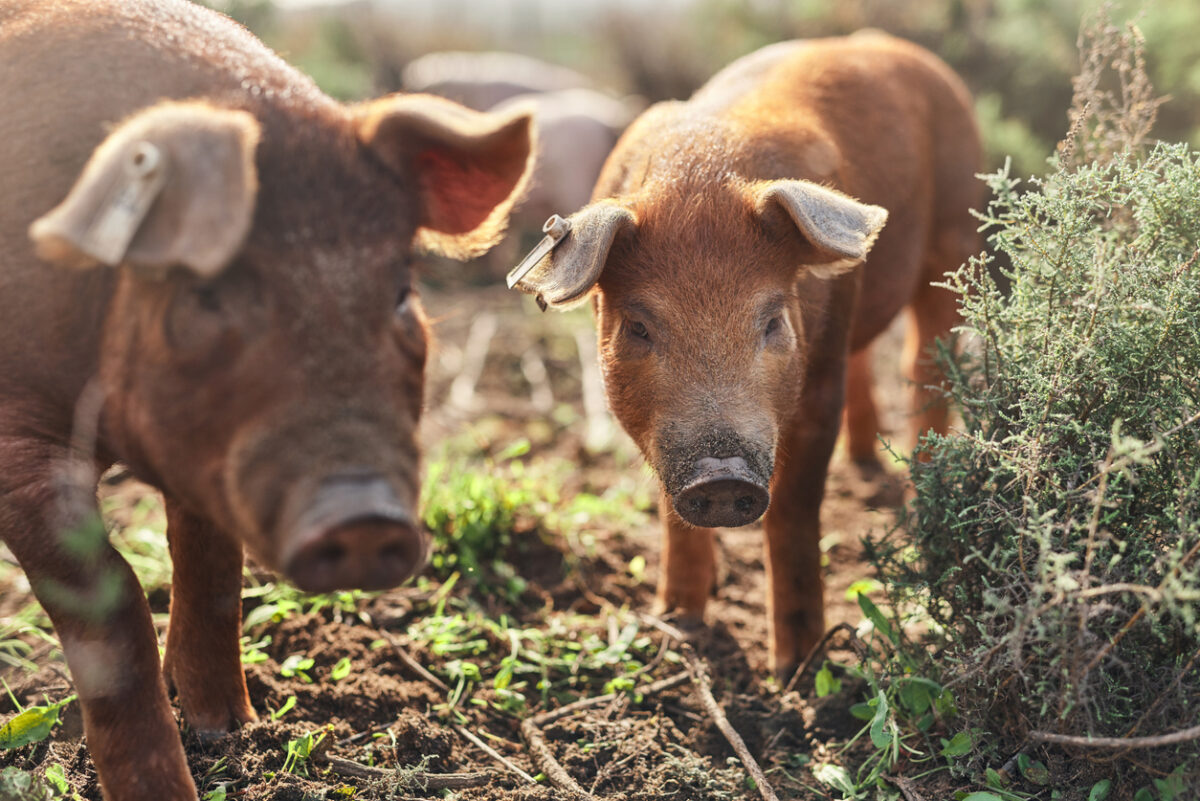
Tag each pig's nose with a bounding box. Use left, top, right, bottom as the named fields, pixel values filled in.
left=673, top=456, right=770, bottom=528
left=281, top=473, right=427, bottom=593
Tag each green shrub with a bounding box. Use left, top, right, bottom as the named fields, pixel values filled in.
left=874, top=133, right=1200, bottom=785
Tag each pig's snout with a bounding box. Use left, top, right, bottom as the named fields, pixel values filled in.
left=280, top=473, right=427, bottom=593
left=673, top=456, right=770, bottom=528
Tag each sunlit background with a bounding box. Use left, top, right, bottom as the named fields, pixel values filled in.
left=204, top=0, right=1200, bottom=182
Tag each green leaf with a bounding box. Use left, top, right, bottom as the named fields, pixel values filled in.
left=495, top=438, right=531, bottom=461
left=270, top=696, right=296, bottom=720
left=959, top=794, right=1005, bottom=801
left=494, top=663, right=513, bottom=691
left=279, top=654, right=315, bottom=679
left=898, top=677, right=941, bottom=716
left=844, top=578, right=883, bottom=600
left=815, top=662, right=842, bottom=697
left=812, top=763, right=856, bottom=795
left=0, top=696, right=73, bottom=750
left=984, top=768, right=1006, bottom=789
left=940, top=730, right=973, bottom=757
left=44, top=764, right=69, bottom=794
left=849, top=702, right=875, bottom=721
left=1132, top=788, right=1154, bottom=801
left=330, top=657, right=352, bottom=682
left=1088, top=780, right=1112, bottom=801
left=627, top=555, right=646, bottom=582
left=868, top=690, right=893, bottom=749
left=857, top=594, right=897, bottom=645
left=1021, top=758, right=1051, bottom=786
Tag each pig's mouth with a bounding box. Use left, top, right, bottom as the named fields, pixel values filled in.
left=276, top=471, right=428, bottom=594
left=670, top=455, right=771, bottom=528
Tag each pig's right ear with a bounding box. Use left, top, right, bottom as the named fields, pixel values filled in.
left=30, top=102, right=260, bottom=278
left=752, top=180, right=888, bottom=279
left=357, top=94, right=534, bottom=261
left=508, top=203, right=636, bottom=310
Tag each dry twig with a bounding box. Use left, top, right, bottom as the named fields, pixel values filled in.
left=883, top=774, right=930, bottom=801
left=520, top=716, right=593, bottom=799
left=1030, top=725, right=1200, bottom=749
left=519, top=671, right=691, bottom=799
left=681, top=646, right=781, bottom=801
left=318, top=754, right=491, bottom=789
left=378, top=630, right=451, bottom=692
left=453, top=724, right=538, bottom=785
left=783, top=622, right=864, bottom=695
left=531, top=672, right=690, bottom=728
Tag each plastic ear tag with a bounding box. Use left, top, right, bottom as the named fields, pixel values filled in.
left=80, top=142, right=168, bottom=266
left=506, top=214, right=572, bottom=290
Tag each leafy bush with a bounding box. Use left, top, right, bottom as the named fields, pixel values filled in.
left=872, top=39, right=1200, bottom=788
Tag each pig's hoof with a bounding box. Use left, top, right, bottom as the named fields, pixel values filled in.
left=183, top=703, right=257, bottom=743
left=650, top=607, right=707, bottom=638
left=850, top=454, right=887, bottom=479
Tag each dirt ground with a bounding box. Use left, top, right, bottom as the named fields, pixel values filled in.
left=0, top=280, right=920, bottom=801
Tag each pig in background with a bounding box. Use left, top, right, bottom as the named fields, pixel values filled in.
left=404, top=51, right=642, bottom=277
left=512, top=33, right=982, bottom=678
left=401, top=49, right=592, bottom=112
left=490, top=88, right=642, bottom=267
left=0, top=1, right=532, bottom=799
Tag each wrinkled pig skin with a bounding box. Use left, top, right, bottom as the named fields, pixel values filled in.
left=512, top=34, right=981, bottom=677
left=0, top=1, right=533, bottom=799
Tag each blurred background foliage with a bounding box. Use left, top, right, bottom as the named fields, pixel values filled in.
left=203, top=0, right=1200, bottom=178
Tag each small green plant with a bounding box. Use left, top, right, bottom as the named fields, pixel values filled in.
left=0, top=767, right=55, bottom=801
left=870, top=13, right=1200, bottom=791
left=269, top=696, right=297, bottom=720
left=329, top=657, right=352, bottom=682
left=420, top=439, right=538, bottom=599
left=281, top=725, right=332, bottom=777
left=0, top=691, right=75, bottom=751
left=278, top=654, right=315, bottom=683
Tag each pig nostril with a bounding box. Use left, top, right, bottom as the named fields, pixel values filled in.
left=735, top=495, right=757, bottom=513
left=315, top=542, right=346, bottom=565
left=379, top=542, right=410, bottom=563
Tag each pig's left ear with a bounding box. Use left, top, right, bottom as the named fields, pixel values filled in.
left=753, top=180, right=888, bottom=278
left=30, top=102, right=260, bottom=278
left=507, top=202, right=637, bottom=310
left=358, top=94, right=535, bottom=260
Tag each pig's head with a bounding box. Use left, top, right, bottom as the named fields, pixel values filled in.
left=512, top=178, right=885, bottom=528
left=30, top=96, right=533, bottom=591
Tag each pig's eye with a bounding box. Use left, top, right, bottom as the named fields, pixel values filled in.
left=628, top=320, right=650, bottom=341
left=194, top=284, right=222, bottom=313
left=764, top=316, right=783, bottom=337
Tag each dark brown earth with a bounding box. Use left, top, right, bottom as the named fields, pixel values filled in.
left=0, top=280, right=922, bottom=801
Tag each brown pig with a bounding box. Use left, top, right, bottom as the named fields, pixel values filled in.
left=511, top=34, right=981, bottom=676
left=0, top=1, right=532, bottom=799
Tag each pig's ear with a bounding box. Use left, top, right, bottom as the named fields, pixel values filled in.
left=357, top=94, right=535, bottom=260
left=753, top=180, right=888, bottom=278
left=30, top=102, right=260, bottom=278
left=508, top=203, right=636, bottom=310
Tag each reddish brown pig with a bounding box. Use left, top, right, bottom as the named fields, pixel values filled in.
left=512, top=34, right=980, bottom=676
left=0, top=1, right=532, bottom=799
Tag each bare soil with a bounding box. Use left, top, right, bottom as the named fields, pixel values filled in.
left=0, top=282, right=920, bottom=800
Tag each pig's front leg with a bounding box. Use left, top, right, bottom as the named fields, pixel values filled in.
left=0, top=441, right=195, bottom=801
left=655, top=487, right=716, bottom=619
left=763, top=375, right=844, bottom=679
left=162, top=499, right=255, bottom=735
